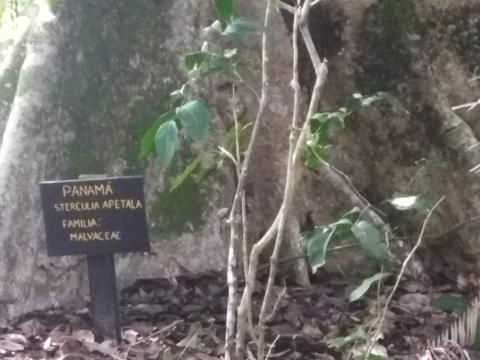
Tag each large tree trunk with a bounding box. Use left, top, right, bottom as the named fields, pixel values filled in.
left=1, top=0, right=480, bottom=320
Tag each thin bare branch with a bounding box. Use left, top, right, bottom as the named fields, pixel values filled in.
left=230, top=1, right=276, bottom=358
left=452, top=99, right=480, bottom=111
left=265, top=335, right=281, bottom=360
left=278, top=2, right=295, bottom=14
left=265, top=281, right=287, bottom=323
left=236, top=211, right=281, bottom=357
left=364, top=196, right=445, bottom=359
left=257, top=2, right=322, bottom=357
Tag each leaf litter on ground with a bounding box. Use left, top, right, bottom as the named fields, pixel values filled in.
left=0, top=270, right=478, bottom=359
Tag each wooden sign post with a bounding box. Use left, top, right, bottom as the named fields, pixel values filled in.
left=39, top=176, right=150, bottom=342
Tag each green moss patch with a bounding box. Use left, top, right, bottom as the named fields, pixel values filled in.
left=149, top=175, right=208, bottom=236
left=357, top=0, right=420, bottom=93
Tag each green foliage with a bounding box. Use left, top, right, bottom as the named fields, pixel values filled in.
left=304, top=207, right=393, bottom=302
left=305, top=209, right=359, bottom=274
left=329, top=327, right=388, bottom=359
left=357, top=0, right=420, bottom=92
left=155, top=120, right=178, bottom=167
left=349, top=272, right=392, bottom=302
left=212, top=0, right=234, bottom=22
left=305, top=206, right=390, bottom=272
left=367, top=355, right=388, bottom=360
left=184, top=50, right=234, bottom=78
left=169, top=155, right=203, bottom=192
left=328, top=328, right=367, bottom=349
left=305, top=92, right=390, bottom=168
left=140, top=111, right=176, bottom=159
left=176, top=99, right=211, bottom=141
left=351, top=221, right=390, bottom=266
left=432, top=294, right=468, bottom=313
left=223, top=18, right=263, bottom=41
left=167, top=122, right=250, bottom=192
left=140, top=0, right=262, bottom=174
left=306, top=228, right=336, bottom=274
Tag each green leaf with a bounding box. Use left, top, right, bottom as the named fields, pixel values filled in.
left=184, top=51, right=210, bottom=71
left=366, top=355, right=388, bottom=360
left=169, top=155, right=203, bottom=192
left=176, top=99, right=211, bottom=140
left=432, top=294, right=468, bottom=312
left=349, top=272, right=392, bottom=302
left=330, top=218, right=354, bottom=239
left=306, top=228, right=336, bottom=273
left=351, top=221, right=390, bottom=265
left=184, top=51, right=234, bottom=77
left=212, top=0, right=234, bottom=22
left=223, top=18, right=263, bottom=41
left=341, top=207, right=361, bottom=223
left=328, top=328, right=367, bottom=349
left=155, top=120, right=178, bottom=167
left=139, top=111, right=175, bottom=159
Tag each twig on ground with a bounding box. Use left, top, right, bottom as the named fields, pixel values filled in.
left=118, top=320, right=182, bottom=360
left=364, top=196, right=445, bottom=359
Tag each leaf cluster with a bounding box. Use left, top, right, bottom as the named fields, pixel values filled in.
left=139, top=0, right=261, bottom=178
left=305, top=207, right=391, bottom=276
left=305, top=92, right=393, bottom=168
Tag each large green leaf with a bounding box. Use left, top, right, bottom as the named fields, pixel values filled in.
left=349, top=272, right=392, bottom=302
left=176, top=99, right=211, bottom=140
left=306, top=228, right=336, bottom=274
left=155, top=120, right=178, bottom=167
left=223, top=18, right=263, bottom=41
left=139, top=111, right=175, bottom=159
left=350, top=273, right=392, bottom=302
left=351, top=221, right=390, bottom=265
left=212, top=0, right=234, bottom=22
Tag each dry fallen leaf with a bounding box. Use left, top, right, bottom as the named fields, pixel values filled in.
left=72, top=329, right=95, bottom=344
left=302, top=321, right=323, bottom=337
left=18, top=319, right=44, bottom=338
left=398, top=293, right=431, bottom=313
left=59, top=336, right=89, bottom=356
left=83, top=339, right=118, bottom=357
left=122, top=328, right=138, bottom=344
left=0, top=338, right=24, bottom=352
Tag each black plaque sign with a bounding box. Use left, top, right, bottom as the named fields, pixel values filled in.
left=40, top=176, right=150, bottom=256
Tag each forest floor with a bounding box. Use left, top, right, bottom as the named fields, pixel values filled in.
left=0, top=270, right=478, bottom=360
